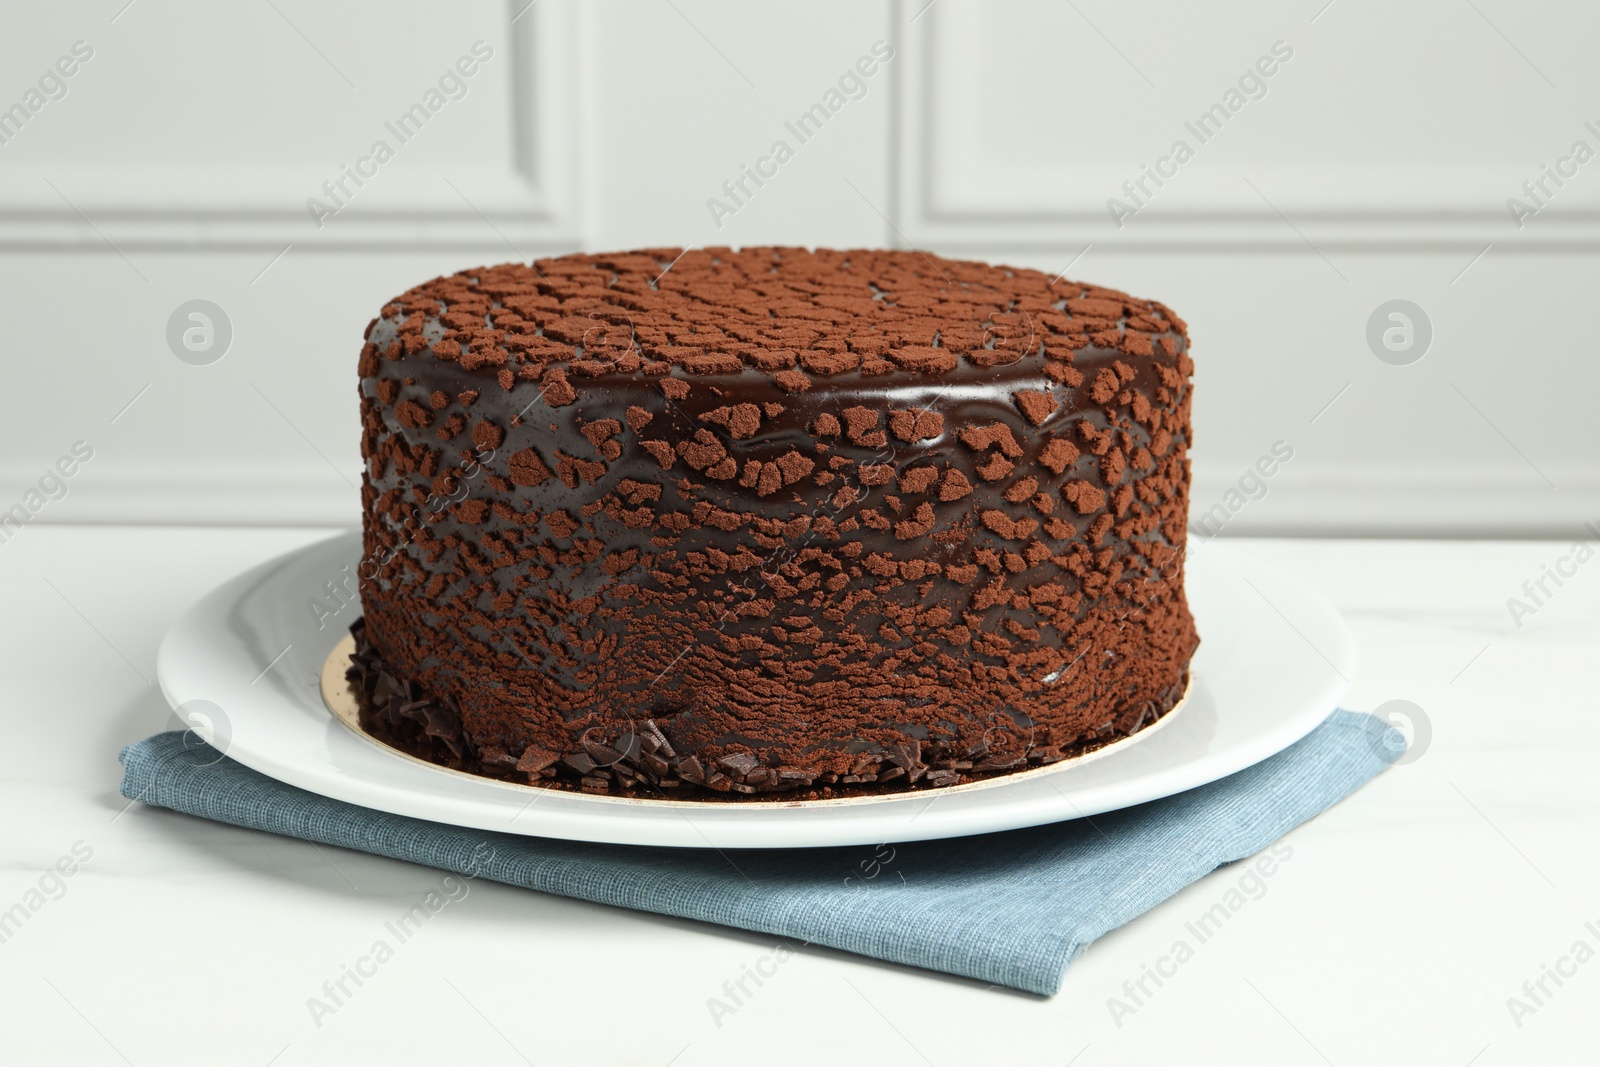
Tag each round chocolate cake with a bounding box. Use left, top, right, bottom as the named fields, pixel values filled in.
left=350, top=247, right=1197, bottom=799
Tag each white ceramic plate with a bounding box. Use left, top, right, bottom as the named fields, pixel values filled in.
left=156, top=532, right=1354, bottom=849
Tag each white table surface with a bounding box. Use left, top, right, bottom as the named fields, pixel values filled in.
left=2, top=526, right=1595, bottom=1066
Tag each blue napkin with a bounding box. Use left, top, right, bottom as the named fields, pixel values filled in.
left=118, top=709, right=1394, bottom=995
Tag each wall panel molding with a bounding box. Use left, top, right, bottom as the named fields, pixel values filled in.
left=894, top=2, right=1600, bottom=251
left=0, top=1, right=581, bottom=251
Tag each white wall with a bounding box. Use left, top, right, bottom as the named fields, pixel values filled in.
left=2, top=0, right=1595, bottom=536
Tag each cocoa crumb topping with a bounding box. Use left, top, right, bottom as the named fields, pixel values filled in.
left=354, top=247, right=1197, bottom=798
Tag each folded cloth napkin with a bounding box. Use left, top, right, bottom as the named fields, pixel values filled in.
left=118, top=709, right=1395, bottom=995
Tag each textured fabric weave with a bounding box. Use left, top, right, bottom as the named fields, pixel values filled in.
left=118, top=710, right=1393, bottom=994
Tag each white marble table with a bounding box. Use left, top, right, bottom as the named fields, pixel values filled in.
left=2, top=527, right=1595, bottom=1065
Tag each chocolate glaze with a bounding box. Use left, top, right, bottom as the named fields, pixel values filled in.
left=355, top=247, right=1198, bottom=798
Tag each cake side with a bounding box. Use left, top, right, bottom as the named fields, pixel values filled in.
left=354, top=247, right=1197, bottom=797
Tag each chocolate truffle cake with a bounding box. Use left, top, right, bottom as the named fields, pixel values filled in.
left=350, top=247, right=1197, bottom=799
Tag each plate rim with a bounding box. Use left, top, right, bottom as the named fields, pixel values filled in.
left=156, top=530, right=1356, bottom=849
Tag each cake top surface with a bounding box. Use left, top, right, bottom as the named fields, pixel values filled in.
left=370, top=247, right=1187, bottom=398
